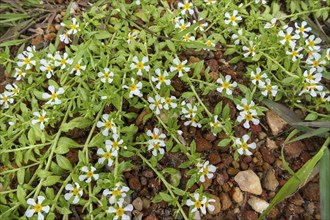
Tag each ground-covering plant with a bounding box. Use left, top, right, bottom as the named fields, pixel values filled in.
left=0, top=0, right=329, bottom=219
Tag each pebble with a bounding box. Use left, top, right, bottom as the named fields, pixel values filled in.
left=142, top=197, right=150, bottom=209
left=216, top=174, right=225, bottom=185
left=208, top=195, right=221, bottom=215
left=222, top=183, right=231, bottom=192
left=243, top=210, right=258, bottom=220
left=196, top=136, right=212, bottom=152
left=234, top=170, right=262, bottom=195
left=227, top=167, right=239, bottom=176
left=263, top=169, right=279, bottom=191
left=266, top=110, right=288, bottom=135
left=258, top=132, right=267, bottom=140
left=129, top=176, right=141, bottom=191
left=240, top=162, right=248, bottom=170
left=260, top=147, right=275, bottom=164
left=132, top=197, right=143, bottom=211
left=203, top=131, right=217, bottom=142
left=302, top=182, right=319, bottom=202
left=145, top=215, right=158, bottom=220
left=140, top=177, right=147, bottom=186
left=208, top=152, right=221, bottom=164
left=142, top=170, right=154, bottom=178
left=201, top=176, right=212, bottom=190
left=136, top=110, right=151, bottom=126
left=248, top=196, right=269, bottom=213
left=284, top=141, right=303, bottom=158
left=266, top=138, right=278, bottom=149
left=232, top=161, right=240, bottom=169
left=290, top=193, right=304, bottom=206
left=220, top=192, right=232, bottom=210
left=232, top=187, right=243, bottom=204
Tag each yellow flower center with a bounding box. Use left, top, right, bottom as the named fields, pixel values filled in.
left=104, top=152, right=112, bottom=159
left=180, top=24, right=187, bottom=31
left=71, top=24, right=77, bottom=30
left=184, top=3, right=190, bottom=10
left=194, top=200, right=202, bottom=208
left=158, top=75, right=165, bottom=82
left=17, top=70, right=23, bottom=75
left=177, top=63, right=184, bottom=71
left=39, top=116, right=45, bottom=122
left=266, top=84, right=272, bottom=91
left=116, top=207, right=125, bottom=217
left=230, top=16, right=236, bottom=22
left=212, top=121, right=219, bottom=128
left=255, top=74, right=261, bottom=81
left=243, top=105, right=250, bottom=112
left=74, top=63, right=81, bottom=70
left=86, top=171, right=94, bottom=178
left=312, top=60, right=320, bottom=67
left=249, top=47, right=254, bottom=54
left=241, top=142, right=248, bottom=150
left=129, top=83, right=137, bottom=91
left=3, top=96, right=8, bottom=102
left=284, top=34, right=292, bottom=41
left=24, top=58, right=31, bottom=65
left=137, top=62, right=144, bottom=70
left=50, top=92, right=58, bottom=100
left=112, top=189, right=121, bottom=197
left=46, top=66, right=52, bottom=72
left=184, top=35, right=190, bottom=41
left=165, top=98, right=171, bottom=104
left=33, top=203, right=43, bottom=213
left=105, top=121, right=113, bottom=129
left=299, top=27, right=305, bottom=32
left=309, top=41, right=315, bottom=47
left=202, top=167, right=209, bottom=175
left=206, top=40, right=212, bottom=47
left=153, top=142, right=160, bottom=150
left=154, top=100, right=160, bottom=107
left=292, top=50, right=298, bottom=56
left=244, top=113, right=252, bottom=121
left=112, top=141, right=119, bottom=149
left=152, top=134, right=159, bottom=140
left=72, top=187, right=80, bottom=196
left=222, top=81, right=230, bottom=89
left=61, top=59, right=66, bottom=65
left=307, top=73, right=314, bottom=81
left=104, top=73, right=110, bottom=80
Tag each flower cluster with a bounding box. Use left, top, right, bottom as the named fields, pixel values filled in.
left=60, top=18, right=80, bottom=44
left=236, top=98, right=260, bottom=129
left=186, top=193, right=215, bottom=215
left=181, top=101, right=201, bottom=128
left=146, top=128, right=167, bottom=156
left=249, top=67, right=278, bottom=97
left=0, top=83, right=18, bottom=109
left=197, top=161, right=217, bottom=182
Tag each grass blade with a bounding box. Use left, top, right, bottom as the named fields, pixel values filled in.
left=320, top=147, right=330, bottom=220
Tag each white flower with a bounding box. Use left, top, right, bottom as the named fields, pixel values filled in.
left=127, top=30, right=139, bottom=44
left=305, top=35, right=322, bottom=51
left=136, top=0, right=141, bottom=5
left=242, top=41, right=256, bottom=57
left=107, top=201, right=133, bottom=220
left=286, top=45, right=303, bottom=62
left=216, top=75, right=237, bottom=95
left=181, top=101, right=198, bottom=118
left=147, top=128, right=166, bottom=142
left=105, top=133, right=126, bottom=150
left=295, top=21, right=311, bottom=38
left=170, top=58, right=190, bottom=77
left=232, top=29, right=243, bottom=45
left=299, top=83, right=323, bottom=97
left=13, top=68, right=26, bottom=80
left=40, top=59, right=55, bottom=79
left=237, top=109, right=259, bottom=129
left=205, top=39, right=215, bottom=48
left=97, top=114, right=117, bottom=136
left=42, top=86, right=65, bottom=105
left=64, top=183, right=83, bottom=204
left=130, top=56, right=150, bottom=76
left=148, top=140, right=166, bottom=156
left=178, top=0, right=194, bottom=15
left=186, top=193, right=209, bottom=215
left=259, top=79, right=278, bottom=97
left=32, top=110, right=48, bottom=130
left=70, top=59, right=86, bottom=76
left=204, top=0, right=216, bottom=4
left=54, top=52, right=73, bottom=69
left=184, top=117, right=202, bottom=128
left=123, top=78, right=143, bottom=98
left=210, top=115, right=221, bottom=129
left=183, top=33, right=195, bottom=42
left=17, top=50, right=36, bottom=70
left=306, top=53, right=325, bottom=72
left=98, top=68, right=114, bottom=84
left=224, top=10, right=242, bottom=26
left=5, top=83, right=19, bottom=96
left=197, top=161, right=217, bottom=182
left=175, top=19, right=191, bottom=32
left=319, top=92, right=330, bottom=103
left=163, top=96, right=177, bottom=110
left=303, top=68, right=322, bottom=83
left=255, top=0, right=267, bottom=4
left=103, top=183, right=130, bottom=205
left=59, top=30, right=71, bottom=44
left=79, top=166, right=99, bottom=183
left=25, top=196, right=50, bottom=220
left=67, top=18, right=80, bottom=35
left=264, top=18, right=277, bottom=29
left=236, top=98, right=255, bottom=113
left=0, top=91, right=14, bottom=109
left=146, top=128, right=166, bottom=156
left=97, top=144, right=118, bottom=167
left=250, top=67, right=267, bottom=86
left=326, top=48, right=330, bottom=60
left=148, top=95, right=165, bottom=115
left=236, top=134, right=256, bottom=156
left=278, top=27, right=299, bottom=46
left=194, top=19, right=208, bottom=32
left=151, top=68, right=171, bottom=89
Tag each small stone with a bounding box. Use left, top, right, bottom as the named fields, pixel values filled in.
left=47, top=24, right=57, bottom=33
left=266, top=138, right=278, bottom=149
left=290, top=193, right=304, bottom=206
left=208, top=195, right=221, bottom=215
left=266, top=110, right=288, bottom=135
left=201, top=176, right=212, bottom=190
left=140, top=177, right=147, bottom=186
left=260, top=147, right=275, bottom=164
left=220, top=192, right=232, bottom=210
left=129, top=176, right=141, bottom=191
left=132, top=197, right=143, bottom=211
left=208, top=152, right=221, bottom=164
left=196, top=136, right=212, bottom=152
left=216, top=174, right=225, bottom=185
left=232, top=161, right=240, bottom=169
left=55, top=14, right=62, bottom=23
left=206, top=59, right=219, bottom=72
left=142, top=197, right=150, bottom=209
left=258, top=132, right=267, bottom=140
left=306, top=202, right=315, bottom=215
left=284, top=141, right=303, bottom=158
left=240, top=162, right=248, bottom=170
left=31, top=35, right=44, bottom=46
left=227, top=167, right=239, bottom=176
left=203, top=131, right=216, bottom=142
left=222, top=183, right=231, bottom=192
left=302, top=182, right=319, bottom=202
left=136, top=110, right=151, bottom=126
left=248, top=196, right=269, bottom=213
left=263, top=169, right=279, bottom=191
left=232, top=187, right=243, bottom=204
left=142, top=170, right=154, bottom=178
left=45, top=33, right=57, bottom=42
left=209, top=71, right=219, bottom=80
left=243, top=210, right=258, bottom=220
left=234, top=170, right=262, bottom=195
left=145, top=215, right=158, bottom=220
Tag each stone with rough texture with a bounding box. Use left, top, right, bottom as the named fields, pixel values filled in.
left=263, top=169, right=279, bottom=191
left=266, top=110, right=288, bottom=135
left=266, top=138, right=278, bottom=149
left=234, top=170, right=262, bottom=195
left=232, top=187, right=243, bottom=204
left=196, top=136, right=212, bottom=152
left=208, top=195, right=221, bottom=215
left=248, top=196, right=269, bottom=213
left=132, top=197, right=143, bottom=211
left=220, top=193, right=232, bottom=210
left=284, top=141, right=303, bottom=158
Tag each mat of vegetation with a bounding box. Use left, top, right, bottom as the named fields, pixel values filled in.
left=0, top=0, right=329, bottom=220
